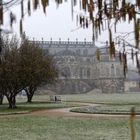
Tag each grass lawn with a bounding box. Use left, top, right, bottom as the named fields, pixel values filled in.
left=27, top=93, right=140, bottom=105
left=12, top=93, right=140, bottom=105
left=0, top=116, right=139, bottom=140
left=71, top=104, right=140, bottom=114
left=1, top=93, right=140, bottom=139
left=1, top=93, right=140, bottom=115
left=0, top=101, right=77, bottom=115
left=0, top=95, right=78, bottom=115
left=62, top=93, right=140, bottom=105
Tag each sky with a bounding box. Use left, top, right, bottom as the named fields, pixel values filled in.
left=2, top=0, right=137, bottom=47
left=1, top=0, right=138, bottom=69
left=3, top=0, right=93, bottom=42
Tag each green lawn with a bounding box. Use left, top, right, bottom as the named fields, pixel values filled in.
left=0, top=101, right=77, bottom=115
left=2, top=93, right=140, bottom=115
left=14, top=93, right=140, bottom=105
left=1, top=93, right=140, bottom=140
left=25, top=93, right=140, bottom=105
left=62, top=93, right=140, bottom=105
left=71, top=104, right=140, bottom=114
left=0, top=116, right=139, bottom=140
left=0, top=95, right=76, bottom=115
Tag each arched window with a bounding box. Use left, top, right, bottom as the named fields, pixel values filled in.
left=61, top=67, right=71, bottom=78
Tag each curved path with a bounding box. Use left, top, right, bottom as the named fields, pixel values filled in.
left=31, top=106, right=137, bottom=118
left=0, top=102, right=138, bottom=119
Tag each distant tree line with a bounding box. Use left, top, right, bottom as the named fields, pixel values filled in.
left=0, top=36, right=58, bottom=108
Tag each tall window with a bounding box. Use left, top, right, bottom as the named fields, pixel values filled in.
left=83, top=49, right=88, bottom=55
left=80, top=68, right=83, bottom=78
left=87, top=68, right=90, bottom=78
left=116, top=66, right=120, bottom=76
left=111, top=64, right=115, bottom=76
left=76, top=49, right=80, bottom=55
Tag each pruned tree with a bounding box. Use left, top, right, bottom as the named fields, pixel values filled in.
left=19, top=38, right=58, bottom=103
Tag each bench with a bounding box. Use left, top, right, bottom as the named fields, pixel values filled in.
left=50, top=95, right=61, bottom=102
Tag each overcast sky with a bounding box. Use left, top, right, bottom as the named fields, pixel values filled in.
left=2, top=0, right=136, bottom=47
left=3, top=0, right=94, bottom=42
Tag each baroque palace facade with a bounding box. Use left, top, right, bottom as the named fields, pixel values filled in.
left=35, top=40, right=124, bottom=94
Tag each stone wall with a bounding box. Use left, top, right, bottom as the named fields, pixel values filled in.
left=98, top=78, right=124, bottom=93
left=45, top=79, right=97, bottom=94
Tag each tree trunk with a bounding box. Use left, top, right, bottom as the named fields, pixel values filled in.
left=0, top=94, right=4, bottom=105
left=9, top=96, right=17, bottom=109
left=25, top=86, right=36, bottom=103
left=27, top=94, right=33, bottom=103
left=6, top=95, right=17, bottom=109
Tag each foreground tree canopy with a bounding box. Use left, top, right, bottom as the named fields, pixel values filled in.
left=0, top=36, right=58, bottom=108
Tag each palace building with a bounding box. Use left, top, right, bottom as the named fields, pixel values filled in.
left=35, top=40, right=124, bottom=94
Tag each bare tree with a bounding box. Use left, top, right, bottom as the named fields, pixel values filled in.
left=71, top=0, right=140, bottom=74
